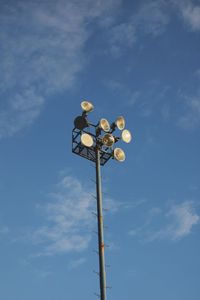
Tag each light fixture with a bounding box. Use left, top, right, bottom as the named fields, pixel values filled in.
left=81, top=101, right=94, bottom=113
left=81, top=133, right=94, bottom=147
left=115, top=116, right=125, bottom=130
left=121, top=129, right=132, bottom=143
left=99, top=118, right=110, bottom=132
left=102, top=133, right=115, bottom=147
left=74, top=115, right=88, bottom=130
left=113, top=147, right=126, bottom=162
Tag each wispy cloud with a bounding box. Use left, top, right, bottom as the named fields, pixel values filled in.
left=31, top=175, right=118, bottom=256
left=105, top=0, right=200, bottom=57
left=174, top=0, right=200, bottom=31
left=0, top=88, right=45, bottom=138
left=129, top=201, right=199, bottom=242
left=32, top=175, right=95, bottom=255
left=135, top=0, right=170, bottom=36
left=109, top=22, right=136, bottom=58
left=107, top=0, right=169, bottom=57
left=68, top=257, right=86, bottom=270
left=106, top=78, right=171, bottom=118
left=166, top=201, right=199, bottom=240
left=0, top=0, right=121, bottom=139
left=178, top=94, right=200, bottom=129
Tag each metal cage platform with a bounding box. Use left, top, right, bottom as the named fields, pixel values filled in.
left=72, top=128, right=113, bottom=166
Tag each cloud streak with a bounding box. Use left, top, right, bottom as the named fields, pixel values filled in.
left=107, top=0, right=169, bottom=57
left=106, top=0, right=200, bottom=57
left=129, top=201, right=199, bottom=242
left=0, top=0, right=120, bottom=139
left=68, top=257, right=86, bottom=270
left=174, top=0, right=200, bottom=31
left=178, top=94, right=200, bottom=129
left=32, top=176, right=95, bottom=255
left=1, top=0, right=199, bottom=138
left=31, top=175, right=118, bottom=256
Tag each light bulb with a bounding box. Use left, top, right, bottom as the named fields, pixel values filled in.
left=113, top=148, right=126, bottom=162
left=81, top=101, right=94, bottom=113
left=81, top=133, right=94, bottom=147
left=121, top=129, right=132, bottom=143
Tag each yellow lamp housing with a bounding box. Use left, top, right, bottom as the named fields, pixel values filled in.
left=115, top=116, right=125, bottom=130
left=81, top=101, right=94, bottom=113
left=81, top=133, right=94, bottom=147
left=121, top=129, right=132, bottom=143
left=113, top=147, right=126, bottom=162
left=102, top=133, right=115, bottom=147
left=99, top=118, right=110, bottom=132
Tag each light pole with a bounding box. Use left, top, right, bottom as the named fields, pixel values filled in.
left=72, top=101, right=132, bottom=300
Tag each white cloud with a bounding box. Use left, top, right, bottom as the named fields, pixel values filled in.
left=129, top=201, right=199, bottom=242
left=0, top=88, right=45, bottom=138
left=104, top=0, right=200, bottom=58
left=107, top=0, right=169, bottom=57
left=174, top=0, right=200, bottom=31
left=109, top=22, right=136, bottom=58
left=0, top=0, right=121, bottom=139
left=166, top=201, right=199, bottom=240
left=150, top=201, right=199, bottom=241
left=68, top=257, right=86, bottom=269
left=32, top=175, right=95, bottom=255
left=178, top=94, right=200, bottom=129
left=32, top=175, right=118, bottom=256
left=135, top=0, right=170, bottom=36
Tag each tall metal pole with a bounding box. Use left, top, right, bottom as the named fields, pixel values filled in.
left=95, top=146, right=107, bottom=300
left=73, top=102, right=131, bottom=298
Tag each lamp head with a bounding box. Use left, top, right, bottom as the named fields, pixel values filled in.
left=99, top=118, right=110, bottom=132
left=81, top=133, right=94, bottom=147
left=115, top=116, right=125, bottom=130
left=102, top=133, right=115, bottom=147
left=113, top=147, right=126, bottom=162
left=81, top=101, right=94, bottom=113
left=74, top=116, right=88, bottom=130
left=121, top=129, right=132, bottom=143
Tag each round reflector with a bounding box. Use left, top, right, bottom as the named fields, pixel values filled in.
left=115, top=116, right=125, bottom=130
left=102, top=134, right=115, bottom=147
left=113, top=148, right=126, bottom=162
left=100, top=118, right=110, bottom=132
left=121, top=129, right=132, bottom=143
left=81, top=133, right=94, bottom=147
left=81, top=101, right=94, bottom=113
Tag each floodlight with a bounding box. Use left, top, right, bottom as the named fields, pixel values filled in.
left=113, top=147, right=126, bottom=162
left=74, top=115, right=88, bottom=130
left=99, top=118, right=110, bottom=132
left=72, top=100, right=133, bottom=300
left=121, top=129, right=132, bottom=143
left=102, top=133, right=115, bottom=147
left=81, top=133, right=94, bottom=147
left=81, top=101, right=94, bottom=113
left=115, top=116, right=125, bottom=130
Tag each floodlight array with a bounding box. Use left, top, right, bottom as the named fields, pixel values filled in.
left=73, top=101, right=132, bottom=163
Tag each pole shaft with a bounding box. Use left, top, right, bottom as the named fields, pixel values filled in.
left=95, top=147, right=107, bottom=300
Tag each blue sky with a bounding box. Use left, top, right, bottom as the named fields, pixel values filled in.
left=0, top=0, right=200, bottom=299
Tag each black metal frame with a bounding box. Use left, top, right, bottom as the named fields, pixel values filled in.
left=72, top=127, right=113, bottom=166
